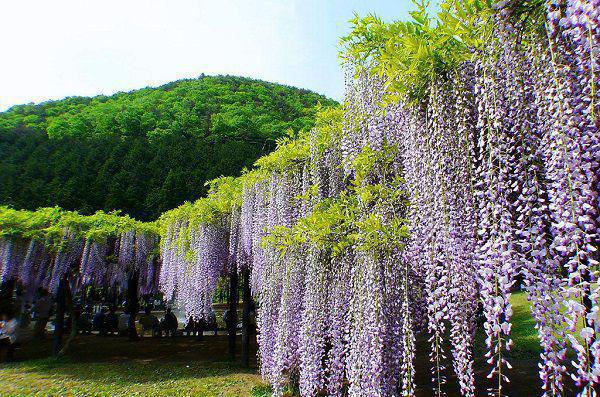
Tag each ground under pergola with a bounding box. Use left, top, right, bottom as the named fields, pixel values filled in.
left=0, top=291, right=583, bottom=396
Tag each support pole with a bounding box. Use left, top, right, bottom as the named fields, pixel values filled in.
left=0, top=277, right=16, bottom=315
left=53, top=277, right=67, bottom=356
left=127, top=272, right=140, bottom=340
left=58, top=283, right=76, bottom=357
left=228, top=269, right=239, bottom=361
left=241, top=266, right=252, bottom=367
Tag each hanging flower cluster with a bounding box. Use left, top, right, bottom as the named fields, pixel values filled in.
left=339, top=3, right=597, bottom=395
left=159, top=219, right=229, bottom=319
left=396, top=69, right=479, bottom=396
left=465, top=5, right=598, bottom=394
left=544, top=1, right=600, bottom=393
left=157, top=176, right=244, bottom=319
left=245, top=171, right=312, bottom=389
left=217, top=73, right=414, bottom=396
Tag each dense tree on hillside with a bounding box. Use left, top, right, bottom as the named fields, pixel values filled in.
left=0, top=75, right=336, bottom=220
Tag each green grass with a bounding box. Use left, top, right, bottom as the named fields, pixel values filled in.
left=0, top=335, right=266, bottom=397
left=250, top=385, right=274, bottom=397
left=0, top=292, right=573, bottom=396
left=508, top=291, right=542, bottom=355
left=0, top=359, right=261, bottom=396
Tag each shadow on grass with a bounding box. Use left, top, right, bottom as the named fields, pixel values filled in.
left=2, top=334, right=259, bottom=386
left=1, top=292, right=579, bottom=396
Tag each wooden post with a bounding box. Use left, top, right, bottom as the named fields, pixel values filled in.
left=241, top=266, right=252, bottom=367
left=0, top=277, right=16, bottom=315
left=228, top=269, right=239, bottom=361
left=58, top=282, right=76, bottom=357
left=81, top=285, right=87, bottom=308
left=111, top=286, right=118, bottom=308
left=53, top=277, right=67, bottom=356
left=127, top=272, right=140, bottom=340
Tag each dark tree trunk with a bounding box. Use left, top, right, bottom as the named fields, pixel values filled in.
left=0, top=277, right=16, bottom=314
left=127, top=272, right=140, bottom=340
left=228, top=269, right=239, bottom=361
left=111, top=286, right=118, bottom=308
left=105, top=237, right=118, bottom=308
left=53, top=277, right=68, bottom=356
left=101, top=285, right=108, bottom=305
left=81, top=285, right=87, bottom=308
left=241, top=266, right=252, bottom=367
left=0, top=277, right=15, bottom=298
left=58, top=283, right=76, bottom=357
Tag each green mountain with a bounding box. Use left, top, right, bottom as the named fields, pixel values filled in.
left=0, top=75, right=336, bottom=220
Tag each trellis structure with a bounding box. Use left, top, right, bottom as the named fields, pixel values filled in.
left=0, top=1, right=598, bottom=395
left=0, top=206, right=160, bottom=353
left=155, top=1, right=599, bottom=396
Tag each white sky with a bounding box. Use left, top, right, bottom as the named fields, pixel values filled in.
left=0, top=0, right=415, bottom=110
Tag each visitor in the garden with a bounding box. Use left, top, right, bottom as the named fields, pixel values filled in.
left=32, top=288, right=52, bottom=338
left=14, top=284, right=25, bottom=320
left=64, top=305, right=77, bottom=334
left=118, top=310, right=130, bottom=336
left=0, top=308, right=20, bottom=361
left=19, top=303, right=32, bottom=330
left=77, top=305, right=93, bottom=334
left=158, top=317, right=165, bottom=337
left=206, top=311, right=218, bottom=335
left=164, top=308, right=178, bottom=337
left=105, top=306, right=119, bottom=335
left=184, top=316, right=196, bottom=336
left=194, top=316, right=205, bottom=339
left=139, top=306, right=159, bottom=337
left=93, top=306, right=107, bottom=336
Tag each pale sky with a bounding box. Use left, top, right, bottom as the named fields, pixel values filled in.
left=0, top=1, right=416, bottom=110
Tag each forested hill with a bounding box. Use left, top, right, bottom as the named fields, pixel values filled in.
left=0, top=75, right=336, bottom=220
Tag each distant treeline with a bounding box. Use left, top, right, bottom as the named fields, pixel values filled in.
left=0, top=75, right=336, bottom=220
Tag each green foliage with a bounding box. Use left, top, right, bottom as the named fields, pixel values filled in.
left=288, top=193, right=359, bottom=254
left=252, top=385, right=275, bottom=397
left=309, top=106, right=345, bottom=159
left=263, top=147, right=409, bottom=256
left=159, top=107, right=345, bottom=256
left=0, top=75, right=336, bottom=220
left=0, top=206, right=63, bottom=241
left=0, top=205, right=157, bottom=251
left=252, top=134, right=310, bottom=174
left=158, top=176, right=243, bottom=235
left=341, top=0, right=546, bottom=103
left=341, top=1, right=472, bottom=103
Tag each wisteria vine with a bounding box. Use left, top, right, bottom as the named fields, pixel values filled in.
left=156, top=2, right=598, bottom=396
left=1, top=1, right=598, bottom=396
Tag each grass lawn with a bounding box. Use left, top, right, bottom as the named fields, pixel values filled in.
left=0, top=292, right=578, bottom=396
left=0, top=335, right=268, bottom=397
